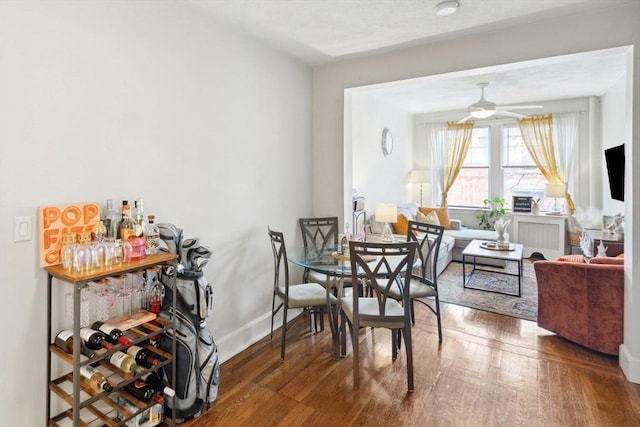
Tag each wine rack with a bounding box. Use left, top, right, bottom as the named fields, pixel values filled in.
left=46, top=253, right=178, bottom=427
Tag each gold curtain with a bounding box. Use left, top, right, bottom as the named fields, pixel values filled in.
left=518, top=114, right=576, bottom=214
left=441, top=121, right=474, bottom=207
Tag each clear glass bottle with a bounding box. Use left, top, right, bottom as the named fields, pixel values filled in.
left=144, top=215, right=160, bottom=255
left=134, top=198, right=145, bottom=237
left=101, top=199, right=120, bottom=240
left=119, top=201, right=136, bottom=242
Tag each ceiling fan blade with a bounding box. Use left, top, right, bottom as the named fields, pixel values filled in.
left=496, top=105, right=543, bottom=110
left=495, top=110, right=527, bottom=119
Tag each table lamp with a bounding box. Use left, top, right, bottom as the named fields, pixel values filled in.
left=545, top=182, right=566, bottom=215
left=408, top=170, right=428, bottom=206
left=376, top=203, right=397, bottom=242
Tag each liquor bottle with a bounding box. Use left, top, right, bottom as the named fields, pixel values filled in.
left=134, top=198, right=145, bottom=237
left=119, top=201, right=136, bottom=241
left=143, top=215, right=160, bottom=255
left=54, top=330, right=95, bottom=359
left=110, top=350, right=145, bottom=375
left=141, top=372, right=176, bottom=398
left=80, top=365, right=113, bottom=392
left=101, top=199, right=121, bottom=239
left=91, top=321, right=132, bottom=347
left=148, top=280, right=164, bottom=314
left=79, top=327, right=113, bottom=350
left=92, top=220, right=107, bottom=242
left=126, top=344, right=160, bottom=368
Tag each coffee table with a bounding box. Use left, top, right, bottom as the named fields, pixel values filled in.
left=461, top=239, right=524, bottom=297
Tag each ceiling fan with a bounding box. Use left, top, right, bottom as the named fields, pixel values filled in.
left=458, top=82, right=543, bottom=123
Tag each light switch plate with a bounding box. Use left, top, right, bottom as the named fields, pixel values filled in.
left=14, top=216, right=33, bottom=242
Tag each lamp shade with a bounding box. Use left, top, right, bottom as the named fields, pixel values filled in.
left=375, top=203, right=397, bottom=223
left=545, top=183, right=566, bottom=198
left=408, top=170, right=428, bottom=184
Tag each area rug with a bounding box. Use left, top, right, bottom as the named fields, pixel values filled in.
left=437, top=261, right=538, bottom=321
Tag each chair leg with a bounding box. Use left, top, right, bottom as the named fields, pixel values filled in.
left=403, top=325, right=414, bottom=392
left=351, top=321, right=359, bottom=390
left=280, top=305, right=288, bottom=360
left=435, top=294, right=443, bottom=344
left=410, top=300, right=416, bottom=325
left=392, top=329, right=398, bottom=361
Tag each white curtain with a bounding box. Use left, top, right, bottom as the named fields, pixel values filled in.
left=427, top=122, right=449, bottom=206
left=553, top=112, right=580, bottom=214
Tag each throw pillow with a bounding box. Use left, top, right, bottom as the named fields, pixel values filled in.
left=556, top=255, right=585, bottom=263
left=418, top=207, right=451, bottom=229
left=392, top=213, right=410, bottom=235
left=416, top=210, right=440, bottom=226
left=588, top=257, right=624, bottom=265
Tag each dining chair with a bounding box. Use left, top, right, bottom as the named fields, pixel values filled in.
left=340, top=240, right=417, bottom=391
left=298, top=217, right=340, bottom=283
left=386, top=220, right=445, bottom=343
left=268, top=226, right=337, bottom=360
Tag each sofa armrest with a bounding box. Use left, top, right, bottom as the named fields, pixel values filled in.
left=449, top=219, right=461, bottom=230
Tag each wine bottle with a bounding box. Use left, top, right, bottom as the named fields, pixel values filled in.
left=79, top=365, right=113, bottom=392
left=126, top=344, right=160, bottom=368
left=141, top=372, right=176, bottom=398
left=124, top=379, right=155, bottom=401
left=110, top=350, right=145, bottom=375
left=91, top=321, right=132, bottom=347
left=79, top=327, right=112, bottom=350
left=54, top=330, right=95, bottom=359
left=119, top=201, right=136, bottom=241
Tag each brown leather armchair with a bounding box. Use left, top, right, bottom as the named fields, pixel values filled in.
left=533, top=257, right=624, bottom=355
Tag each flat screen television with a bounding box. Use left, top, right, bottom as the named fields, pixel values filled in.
left=604, top=143, right=625, bottom=201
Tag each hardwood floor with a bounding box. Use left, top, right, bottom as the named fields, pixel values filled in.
left=182, top=303, right=640, bottom=426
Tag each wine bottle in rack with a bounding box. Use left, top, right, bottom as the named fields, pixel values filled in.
left=54, top=330, right=95, bottom=359
left=110, top=350, right=145, bottom=375
left=79, top=365, right=113, bottom=392
left=141, top=372, right=175, bottom=397
left=91, top=321, right=132, bottom=347
left=79, top=327, right=113, bottom=350
left=124, top=379, right=163, bottom=403
left=126, top=344, right=160, bottom=368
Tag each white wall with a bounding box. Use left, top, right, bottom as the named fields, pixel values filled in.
left=602, top=73, right=629, bottom=216
left=350, top=91, right=413, bottom=219
left=313, top=3, right=640, bottom=380
left=0, top=2, right=313, bottom=424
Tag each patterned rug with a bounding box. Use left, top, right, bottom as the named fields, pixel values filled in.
left=437, top=261, right=538, bottom=321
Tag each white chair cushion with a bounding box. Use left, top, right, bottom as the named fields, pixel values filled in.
left=287, top=283, right=336, bottom=308
left=386, top=278, right=436, bottom=300
left=340, top=297, right=406, bottom=328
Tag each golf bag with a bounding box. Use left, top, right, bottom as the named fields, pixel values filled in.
left=156, top=224, right=219, bottom=422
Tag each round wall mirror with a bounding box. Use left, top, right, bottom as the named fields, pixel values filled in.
left=381, top=128, right=393, bottom=156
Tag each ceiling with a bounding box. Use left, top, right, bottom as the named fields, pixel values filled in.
left=190, top=0, right=631, bottom=115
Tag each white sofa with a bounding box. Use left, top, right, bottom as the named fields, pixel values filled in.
left=367, top=203, right=506, bottom=276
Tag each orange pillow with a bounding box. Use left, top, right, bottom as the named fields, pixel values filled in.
left=588, top=257, right=624, bottom=265
left=392, top=214, right=409, bottom=235
left=418, top=207, right=451, bottom=229
left=557, top=255, right=585, bottom=263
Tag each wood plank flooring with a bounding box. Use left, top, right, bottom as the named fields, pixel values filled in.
left=182, top=303, right=640, bottom=426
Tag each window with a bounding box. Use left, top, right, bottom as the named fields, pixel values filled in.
left=441, top=123, right=545, bottom=209
left=446, top=127, right=490, bottom=207
left=502, top=125, right=545, bottom=205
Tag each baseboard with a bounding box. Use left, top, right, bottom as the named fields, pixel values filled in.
left=215, top=308, right=302, bottom=364
left=619, top=344, right=640, bottom=384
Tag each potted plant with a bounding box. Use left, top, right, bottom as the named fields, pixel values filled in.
left=476, top=197, right=506, bottom=230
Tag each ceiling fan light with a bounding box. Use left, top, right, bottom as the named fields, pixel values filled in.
left=469, top=109, right=495, bottom=119
left=435, top=1, right=459, bottom=16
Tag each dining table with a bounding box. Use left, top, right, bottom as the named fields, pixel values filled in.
left=288, top=241, right=419, bottom=358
